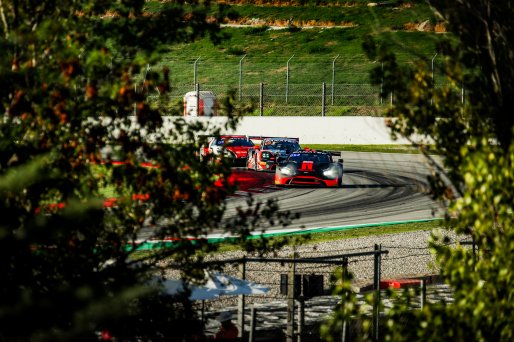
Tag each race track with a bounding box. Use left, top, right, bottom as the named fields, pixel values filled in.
left=221, top=151, right=445, bottom=234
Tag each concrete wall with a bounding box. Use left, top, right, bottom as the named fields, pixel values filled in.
left=170, top=116, right=428, bottom=144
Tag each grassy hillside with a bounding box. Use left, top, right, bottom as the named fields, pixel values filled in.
left=142, top=1, right=445, bottom=115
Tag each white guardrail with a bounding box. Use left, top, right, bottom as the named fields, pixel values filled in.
left=113, top=116, right=429, bottom=145
left=177, top=116, right=429, bottom=145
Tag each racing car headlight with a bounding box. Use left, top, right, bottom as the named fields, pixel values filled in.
left=280, top=166, right=294, bottom=176
left=323, top=167, right=338, bottom=178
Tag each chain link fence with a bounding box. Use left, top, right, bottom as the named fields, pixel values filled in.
left=146, top=54, right=457, bottom=116
left=152, top=82, right=384, bottom=116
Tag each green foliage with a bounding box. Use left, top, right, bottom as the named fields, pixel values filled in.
left=0, top=0, right=295, bottom=340
left=323, top=1, right=514, bottom=341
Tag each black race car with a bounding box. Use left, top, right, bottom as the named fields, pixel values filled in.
left=274, top=149, right=343, bottom=187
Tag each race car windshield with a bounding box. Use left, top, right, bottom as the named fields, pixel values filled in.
left=216, top=139, right=253, bottom=147
left=266, top=141, right=300, bottom=151
left=288, top=153, right=330, bottom=164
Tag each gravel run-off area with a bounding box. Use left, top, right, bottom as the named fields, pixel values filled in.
left=161, top=228, right=466, bottom=310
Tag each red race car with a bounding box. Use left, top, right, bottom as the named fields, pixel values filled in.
left=275, top=149, right=344, bottom=187
left=246, top=137, right=301, bottom=172
left=200, top=135, right=255, bottom=164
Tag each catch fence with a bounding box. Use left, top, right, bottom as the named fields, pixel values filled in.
left=143, top=54, right=463, bottom=116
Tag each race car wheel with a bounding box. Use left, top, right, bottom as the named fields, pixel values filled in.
left=337, top=173, right=343, bottom=187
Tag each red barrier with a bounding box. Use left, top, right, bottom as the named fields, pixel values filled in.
left=380, top=279, right=422, bottom=289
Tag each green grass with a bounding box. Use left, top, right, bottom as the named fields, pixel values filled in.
left=303, top=144, right=439, bottom=154
left=215, top=219, right=445, bottom=253
left=141, top=1, right=447, bottom=116
left=145, top=0, right=444, bottom=86
left=296, top=219, right=444, bottom=244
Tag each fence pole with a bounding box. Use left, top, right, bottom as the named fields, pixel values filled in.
left=193, top=57, right=200, bottom=85
left=372, top=244, right=382, bottom=341
left=297, top=297, right=305, bottom=342
left=332, top=55, right=339, bottom=105
left=239, top=54, right=246, bottom=101
left=286, top=55, right=294, bottom=103
left=196, top=83, right=200, bottom=116
left=322, top=82, right=326, bottom=116
left=286, top=256, right=296, bottom=342
left=431, top=53, right=437, bottom=105
left=249, top=307, right=257, bottom=342
left=431, top=53, right=438, bottom=85
left=420, top=280, right=426, bottom=309
left=341, top=256, right=349, bottom=342
left=380, top=63, right=384, bottom=105
left=472, top=234, right=476, bottom=270
left=260, top=83, right=264, bottom=116
left=238, top=256, right=247, bottom=339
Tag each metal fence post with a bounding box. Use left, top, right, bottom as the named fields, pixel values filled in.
left=238, top=257, right=246, bottom=339
left=249, top=307, right=257, bottom=342
left=239, top=54, right=246, bottom=101
left=193, top=57, right=200, bottom=85
left=380, top=63, right=384, bottom=105
left=472, top=234, right=476, bottom=270
left=420, top=280, right=426, bottom=309
left=322, top=82, right=326, bottom=116
left=431, top=53, right=437, bottom=85
left=297, top=297, right=305, bottom=342
left=431, top=53, right=437, bottom=105
left=286, top=256, right=296, bottom=342
left=332, top=55, right=339, bottom=105
left=286, top=55, right=294, bottom=103
left=372, top=244, right=382, bottom=341
left=196, top=83, right=200, bottom=116
left=342, top=256, right=349, bottom=342
left=260, top=83, right=264, bottom=117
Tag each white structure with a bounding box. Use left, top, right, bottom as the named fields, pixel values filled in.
left=183, top=90, right=218, bottom=117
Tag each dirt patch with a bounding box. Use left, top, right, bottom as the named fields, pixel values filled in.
left=215, top=0, right=359, bottom=7
left=403, top=20, right=446, bottom=33
left=223, top=17, right=356, bottom=28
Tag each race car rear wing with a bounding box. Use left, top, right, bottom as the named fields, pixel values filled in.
left=248, top=136, right=300, bottom=142
left=302, top=148, right=341, bottom=156
left=198, top=134, right=248, bottom=139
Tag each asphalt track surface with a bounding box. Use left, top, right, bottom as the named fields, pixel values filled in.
left=220, top=151, right=445, bottom=235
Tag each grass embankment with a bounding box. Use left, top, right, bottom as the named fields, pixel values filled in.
left=215, top=219, right=444, bottom=253
left=141, top=1, right=447, bottom=116
left=144, top=1, right=443, bottom=86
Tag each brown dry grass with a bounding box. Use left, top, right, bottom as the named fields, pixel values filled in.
left=434, top=22, right=447, bottom=33
left=223, top=17, right=355, bottom=28
left=403, top=21, right=447, bottom=33
left=215, top=0, right=358, bottom=7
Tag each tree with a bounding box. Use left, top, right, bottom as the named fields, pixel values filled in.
left=323, top=1, right=514, bottom=341
left=0, top=1, right=293, bottom=340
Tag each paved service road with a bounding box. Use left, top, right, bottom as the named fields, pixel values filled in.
left=221, top=151, right=446, bottom=233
